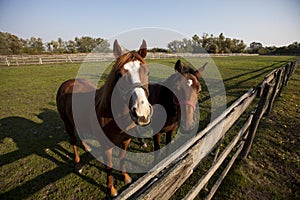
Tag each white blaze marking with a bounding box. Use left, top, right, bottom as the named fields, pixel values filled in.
left=188, top=79, right=193, bottom=87
left=124, top=60, right=151, bottom=120
left=132, top=87, right=150, bottom=116
left=124, top=60, right=141, bottom=83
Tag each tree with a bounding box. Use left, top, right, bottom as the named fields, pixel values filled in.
left=0, top=32, right=22, bottom=54
left=249, top=42, right=263, bottom=54
left=26, top=37, right=45, bottom=54
left=93, top=39, right=110, bottom=52
left=167, top=40, right=182, bottom=53
left=48, top=40, right=59, bottom=53
left=218, top=33, right=225, bottom=53
left=65, top=40, right=77, bottom=53
left=167, top=33, right=247, bottom=54
left=57, top=37, right=65, bottom=53
left=207, top=43, right=219, bottom=53
left=192, top=34, right=200, bottom=44
left=75, top=36, right=100, bottom=53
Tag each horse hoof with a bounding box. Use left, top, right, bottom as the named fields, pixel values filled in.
left=75, top=163, right=83, bottom=174
left=82, top=141, right=92, bottom=152
left=124, top=174, right=132, bottom=185
left=108, top=187, right=118, bottom=197
left=84, top=146, right=91, bottom=152
left=142, top=142, right=148, bottom=148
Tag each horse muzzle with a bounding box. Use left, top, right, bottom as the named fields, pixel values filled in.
left=179, top=120, right=197, bottom=134
left=130, top=104, right=153, bottom=126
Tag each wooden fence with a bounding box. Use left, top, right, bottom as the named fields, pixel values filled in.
left=115, top=60, right=298, bottom=200
left=0, top=53, right=259, bottom=66
left=0, top=53, right=115, bottom=66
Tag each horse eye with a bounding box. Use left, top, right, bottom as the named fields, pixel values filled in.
left=147, top=72, right=150, bottom=76
left=117, top=72, right=122, bottom=78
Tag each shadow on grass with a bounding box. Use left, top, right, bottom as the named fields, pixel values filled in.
left=200, top=61, right=291, bottom=107
left=0, top=109, right=108, bottom=199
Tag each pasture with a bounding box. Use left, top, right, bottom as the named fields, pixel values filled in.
left=0, top=56, right=298, bottom=199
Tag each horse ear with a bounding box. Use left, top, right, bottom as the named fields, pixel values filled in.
left=174, top=59, right=183, bottom=72
left=113, top=40, right=122, bottom=58
left=138, top=40, right=147, bottom=58
left=195, top=62, right=208, bottom=78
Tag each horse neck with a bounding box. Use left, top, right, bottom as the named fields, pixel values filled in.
left=96, top=84, right=129, bottom=118
left=150, top=83, right=178, bottom=116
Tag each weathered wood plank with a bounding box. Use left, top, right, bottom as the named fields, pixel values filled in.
left=183, top=114, right=253, bottom=200
left=189, top=89, right=256, bottom=170
left=117, top=62, right=298, bottom=200
left=116, top=88, right=257, bottom=200
left=286, top=62, right=294, bottom=82
left=137, top=155, right=193, bottom=200
left=241, top=83, right=274, bottom=159
left=267, top=69, right=283, bottom=115
left=278, top=66, right=288, bottom=97
left=138, top=93, right=256, bottom=199
left=204, top=141, right=245, bottom=200
left=264, top=68, right=278, bottom=83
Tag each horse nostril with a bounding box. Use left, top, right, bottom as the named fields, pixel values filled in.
left=131, top=108, right=138, bottom=118
left=149, top=105, right=153, bottom=117
left=139, top=116, right=147, bottom=123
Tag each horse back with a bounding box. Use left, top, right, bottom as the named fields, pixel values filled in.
left=148, top=83, right=162, bottom=105
left=56, top=79, right=96, bottom=125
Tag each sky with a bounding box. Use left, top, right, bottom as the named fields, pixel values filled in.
left=0, top=0, right=299, bottom=48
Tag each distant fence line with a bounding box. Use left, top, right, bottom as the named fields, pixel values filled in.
left=0, top=53, right=259, bottom=66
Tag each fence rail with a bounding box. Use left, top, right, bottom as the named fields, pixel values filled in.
left=0, top=53, right=259, bottom=66
left=116, top=60, right=298, bottom=200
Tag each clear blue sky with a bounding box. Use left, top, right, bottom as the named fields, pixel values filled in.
left=0, top=0, right=299, bottom=47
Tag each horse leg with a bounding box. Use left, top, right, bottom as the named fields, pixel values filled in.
left=153, top=132, right=162, bottom=151
left=138, top=138, right=147, bottom=148
left=119, top=139, right=132, bottom=185
left=72, top=145, right=82, bottom=173
left=135, top=126, right=147, bottom=148
left=153, top=132, right=162, bottom=163
left=166, top=130, right=175, bottom=145
left=64, top=121, right=82, bottom=172
left=104, top=148, right=118, bottom=197
left=165, top=130, right=175, bottom=156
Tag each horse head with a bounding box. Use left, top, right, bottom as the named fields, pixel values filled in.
left=171, top=59, right=207, bottom=134
left=111, top=40, right=153, bottom=126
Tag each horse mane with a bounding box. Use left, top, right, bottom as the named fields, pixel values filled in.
left=95, top=51, right=146, bottom=115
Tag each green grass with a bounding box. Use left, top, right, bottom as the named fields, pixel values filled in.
left=0, top=56, right=298, bottom=199
left=213, top=63, right=300, bottom=200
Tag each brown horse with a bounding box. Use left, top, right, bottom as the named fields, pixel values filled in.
left=148, top=59, right=206, bottom=152
left=56, top=40, right=152, bottom=197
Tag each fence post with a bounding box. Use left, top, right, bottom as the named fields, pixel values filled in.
left=5, top=57, right=10, bottom=66
left=278, top=64, right=289, bottom=97
left=266, top=69, right=283, bottom=115
left=67, top=56, right=73, bottom=63
left=287, top=61, right=295, bottom=82
left=292, top=61, right=298, bottom=75
left=240, top=83, right=274, bottom=159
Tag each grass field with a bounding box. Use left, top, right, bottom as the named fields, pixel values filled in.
left=0, top=56, right=298, bottom=199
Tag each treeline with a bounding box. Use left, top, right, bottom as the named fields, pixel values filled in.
left=1, top=32, right=299, bottom=55
left=167, top=33, right=300, bottom=55
left=249, top=41, right=300, bottom=55
left=167, top=33, right=246, bottom=53
left=0, top=32, right=110, bottom=55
